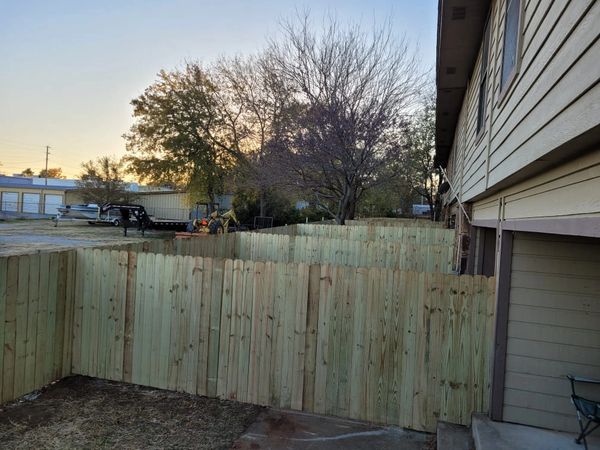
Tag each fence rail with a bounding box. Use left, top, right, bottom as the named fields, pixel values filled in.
left=70, top=248, right=495, bottom=432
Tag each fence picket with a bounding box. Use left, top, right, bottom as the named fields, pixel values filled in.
left=1, top=238, right=496, bottom=433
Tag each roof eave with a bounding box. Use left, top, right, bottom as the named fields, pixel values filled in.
left=435, top=0, right=492, bottom=167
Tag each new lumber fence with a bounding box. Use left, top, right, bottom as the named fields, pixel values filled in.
left=257, top=223, right=454, bottom=245
left=118, top=231, right=455, bottom=274
left=67, top=248, right=495, bottom=432
left=346, top=218, right=447, bottom=228
left=0, top=251, right=75, bottom=403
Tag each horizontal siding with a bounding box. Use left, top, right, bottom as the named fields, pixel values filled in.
left=511, top=253, right=600, bottom=277
left=490, top=79, right=600, bottom=186
left=443, top=0, right=600, bottom=203
left=491, top=0, right=583, bottom=135
left=503, top=164, right=600, bottom=219
left=472, top=149, right=600, bottom=222
left=511, top=273, right=600, bottom=298
left=473, top=197, right=499, bottom=221
left=503, top=232, right=600, bottom=432
left=510, top=288, right=600, bottom=313
left=506, top=370, right=600, bottom=400
left=504, top=388, right=572, bottom=416
left=508, top=321, right=600, bottom=350
left=502, top=405, right=579, bottom=433
left=506, top=354, right=600, bottom=381
left=489, top=1, right=599, bottom=178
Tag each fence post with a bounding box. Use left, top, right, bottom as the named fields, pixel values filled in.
left=123, top=251, right=137, bottom=383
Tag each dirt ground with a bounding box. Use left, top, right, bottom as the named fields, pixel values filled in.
left=0, top=219, right=173, bottom=256
left=0, top=376, right=262, bottom=449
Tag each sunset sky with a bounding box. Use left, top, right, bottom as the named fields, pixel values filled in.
left=0, top=0, right=437, bottom=178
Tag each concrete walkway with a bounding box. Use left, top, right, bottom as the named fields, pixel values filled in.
left=472, top=415, right=600, bottom=450
left=233, top=409, right=432, bottom=450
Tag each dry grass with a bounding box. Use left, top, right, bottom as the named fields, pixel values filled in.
left=0, top=220, right=172, bottom=256
left=0, top=376, right=262, bottom=449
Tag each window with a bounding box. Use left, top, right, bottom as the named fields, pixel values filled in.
left=476, top=19, right=491, bottom=134
left=500, top=0, right=522, bottom=92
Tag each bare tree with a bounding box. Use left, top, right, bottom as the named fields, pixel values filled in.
left=212, top=55, right=297, bottom=216
left=266, top=14, right=426, bottom=224
left=398, top=91, right=442, bottom=221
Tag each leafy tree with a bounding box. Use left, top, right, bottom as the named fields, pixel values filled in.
left=39, top=167, right=65, bottom=179
left=266, top=14, right=426, bottom=224
left=20, top=168, right=34, bottom=176
left=75, top=156, right=133, bottom=205
left=124, top=64, right=242, bottom=211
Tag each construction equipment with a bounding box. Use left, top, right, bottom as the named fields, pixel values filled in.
left=192, top=208, right=240, bottom=234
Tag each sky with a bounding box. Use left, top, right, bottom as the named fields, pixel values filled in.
left=0, top=0, right=437, bottom=178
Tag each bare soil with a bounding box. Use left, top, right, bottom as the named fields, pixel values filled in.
left=0, top=376, right=263, bottom=449
left=0, top=220, right=172, bottom=256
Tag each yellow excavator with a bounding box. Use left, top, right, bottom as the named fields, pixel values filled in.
left=193, top=208, right=239, bottom=234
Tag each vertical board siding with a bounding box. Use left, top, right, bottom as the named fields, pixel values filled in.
left=70, top=249, right=495, bottom=432
left=0, top=251, right=75, bottom=404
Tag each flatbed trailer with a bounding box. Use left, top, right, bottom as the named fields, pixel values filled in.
left=100, top=203, right=190, bottom=235
left=53, top=203, right=189, bottom=234
left=149, top=219, right=189, bottom=231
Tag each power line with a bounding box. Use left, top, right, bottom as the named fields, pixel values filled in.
left=0, top=145, right=51, bottom=153
left=0, top=138, right=45, bottom=149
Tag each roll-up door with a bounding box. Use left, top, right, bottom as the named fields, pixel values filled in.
left=22, top=193, right=40, bottom=213
left=503, top=232, right=600, bottom=432
left=44, top=194, right=63, bottom=215
left=1, top=192, right=18, bottom=211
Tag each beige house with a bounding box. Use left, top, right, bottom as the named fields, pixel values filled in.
left=436, top=0, right=599, bottom=433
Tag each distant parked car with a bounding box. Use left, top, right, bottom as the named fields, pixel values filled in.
left=412, top=204, right=431, bottom=216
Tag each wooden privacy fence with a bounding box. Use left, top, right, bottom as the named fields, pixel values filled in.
left=0, top=251, right=75, bottom=403
left=71, top=248, right=495, bottom=432
left=236, top=233, right=454, bottom=273
left=346, top=218, right=447, bottom=228
left=268, top=223, right=455, bottom=245
left=120, top=232, right=454, bottom=274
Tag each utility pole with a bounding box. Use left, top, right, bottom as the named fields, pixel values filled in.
left=44, top=145, right=51, bottom=186
left=41, top=145, right=50, bottom=214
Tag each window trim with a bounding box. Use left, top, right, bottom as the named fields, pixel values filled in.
left=497, top=0, right=525, bottom=105
left=476, top=17, right=492, bottom=142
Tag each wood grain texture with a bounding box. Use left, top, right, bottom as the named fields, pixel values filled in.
left=3, top=243, right=496, bottom=433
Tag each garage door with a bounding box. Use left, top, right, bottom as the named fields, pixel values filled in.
left=44, top=194, right=63, bottom=215
left=1, top=192, right=18, bottom=211
left=22, top=193, right=40, bottom=214
left=503, top=232, right=600, bottom=432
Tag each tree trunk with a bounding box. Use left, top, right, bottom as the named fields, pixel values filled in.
left=207, top=184, right=216, bottom=215
left=336, top=183, right=357, bottom=225
left=259, top=188, right=267, bottom=217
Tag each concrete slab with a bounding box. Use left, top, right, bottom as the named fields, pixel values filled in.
left=472, top=414, right=600, bottom=450
left=437, top=421, right=473, bottom=450
left=233, top=409, right=433, bottom=450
